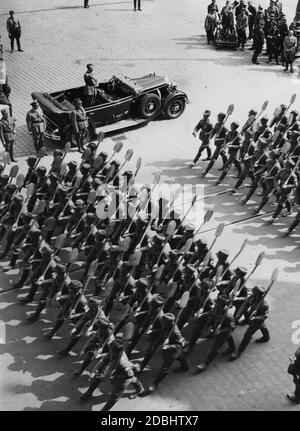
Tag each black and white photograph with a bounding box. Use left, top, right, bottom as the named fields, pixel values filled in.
left=0, top=0, right=300, bottom=418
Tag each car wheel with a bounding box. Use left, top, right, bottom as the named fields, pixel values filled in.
left=138, top=93, right=161, bottom=119
left=163, top=97, right=186, bottom=119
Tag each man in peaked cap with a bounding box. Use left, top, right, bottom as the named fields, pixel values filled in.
left=216, top=121, right=241, bottom=185
left=230, top=285, right=270, bottom=360
left=190, top=109, right=213, bottom=167
left=70, top=98, right=89, bottom=153
left=241, top=109, right=258, bottom=134
left=26, top=100, right=45, bottom=153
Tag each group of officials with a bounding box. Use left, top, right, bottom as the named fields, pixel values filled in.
left=205, top=0, right=298, bottom=71
left=1, top=131, right=299, bottom=408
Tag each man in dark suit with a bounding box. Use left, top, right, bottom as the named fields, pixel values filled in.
left=6, top=10, right=23, bottom=53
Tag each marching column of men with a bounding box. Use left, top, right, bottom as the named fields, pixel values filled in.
left=0, top=138, right=277, bottom=409
left=191, top=97, right=300, bottom=231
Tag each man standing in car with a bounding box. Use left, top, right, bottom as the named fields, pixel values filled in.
left=70, top=98, right=88, bottom=153
left=84, top=64, right=98, bottom=105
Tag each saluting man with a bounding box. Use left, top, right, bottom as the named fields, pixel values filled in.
left=0, top=108, right=17, bottom=162
left=26, top=100, right=45, bottom=154
left=70, top=98, right=89, bottom=153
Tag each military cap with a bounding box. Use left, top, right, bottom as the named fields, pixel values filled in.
left=231, top=121, right=239, bottom=129
left=162, top=312, right=175, bottom=323
left=286, top=159, right=295, bottom=168
left=201, top=278, right=214, bottom=290
left=290, top=110, right=299, bottom=116
left=122, top=169, right=133, bottom=178
left=151, top=293, right=165, bottom=307
left=87, top=142, right=97, bottom=151
left=75, top=199, right=84, bottom=207
left=110, top=159, right=121, bottom=168
left=70, top=280, right=83, bottom=290
left=261, top=115, right=269, bottom=122
left=136, top=278, right=149, bottom=289
left=128, top=184, right=140, bottom=198
left=80, top=163, right=91, bottom=172
left=13, top=193, right=24, bottom=203
left=218, top=112, right=226, bottom=120
left=253, top=285, right=266, bottom=294
left=40, top=244, right=54, bottom=255
left=204, top=110, right=211, bottom=116
left=276, top=123, right=286, bottom=132
left=30, top=100, right=38, bottom=106
left=280, top=104, right=287, bottom=110
left=87, top=63, right=93, bottom=68
left=68, top=160, right=78, bottom=169
left=109, top=338, right=124, bottom=351
left=217, top=249, right=229, bottom=259
left=235, top=266, right=247, bottom=276
left=26, top=155, right=37, bottom=165
left=0, top=175, right=9, bottom=185
left=28, top=226, right=41, bottom=237
left=249, top=109, right=258, bottom=116
left=37, top=166, right=47, bottom=176
left=53, top=149, right=63, bottom=157
left=169, top=249, right=180, bottom=259
left=196, top=238, right=208, bottom=247
left=185, top=264, right=197, bottom=274
left=216, top=294, right=230, bottom=305
left=21, top=212, right=33, bottom=224
left=6, top=183, right=17, bottom=193
left=110, top=245, right=121, bottom=254
left=73, top=97, right=83, bottom=105
left=185, top=223, right=196, bottom=232
left=85, top=213, right=96, bottom=224
left=99, top=151, right=108, bottom=161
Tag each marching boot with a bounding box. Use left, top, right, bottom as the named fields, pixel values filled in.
left=0, top=226, right=7, bottom=243
left=174, top=356, right=189, bottom=373
left=13, top=268, right=30, bottom=289
left=80, top=377, right=100, bottom=401
left=101, top=397, right=117, bottom=411
left=26, top=302, right=45, bottom=322
left=146, top=371, right=168, bottom=394
left=286, top=218, right=299, bottom=235
left=254, top=195, right=268, bottom=214
left=128, top=379, right=145, bottom=399
left=9, top=251, right=19, bottom=269
left=57, top=336, right=80, bottom=356
left=73, top=352, right=93, bottom=376
left=19, top=282, right=39, bottom=304
left=202, top=159, right=214, bottom=177
left=216, top=169, right=227, bottom=185
left=45, top=319, right=64, bottom=338
left=9, top=147, right=17, bottom=163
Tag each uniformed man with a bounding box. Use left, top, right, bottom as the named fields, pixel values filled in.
left=0, top=108, right=17, bottom=162
left=216, top=121, right=241, bottom=185
left=84, top=64, right=98, bottom=105
left=190, top=110, right=213, bottom=167
left=70, top=98, right=89, bottom=153
left=230, top=285, right=270, bottom=360
left=26, top=100, right=45, bottom=153
left=6, top=10, right=23, bottom=53
left=202, top=112, right=228, bottom=177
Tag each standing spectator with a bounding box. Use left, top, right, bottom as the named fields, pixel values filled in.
left=220, top=1, right=230, bottom=17
left=247, top=1, right=257, bottom=40
left=0, top=108, right=17, bottom=162
left=6, top=11, right=23, bottom=53
left=205, top=8, right=219, bottom=45
left=134, top=0, right=142, bottom=11
left=283, top=30, right=297, bottom=73
left=249, top=7, right=265, bottom=49
left=252, top=24, right=265, bottom=64
left=235, top=0, right=248, bottom=18
left=236, top=8, right=248, bottom=51
left=266, top=22, right=280, bottom=64
left=278, top=15, right=289, bottom=65
left=0, top=35, right=3, bottom=60
left=26, top=100, right=45, bottom=153
left=0, top=80, right=12, bottom=117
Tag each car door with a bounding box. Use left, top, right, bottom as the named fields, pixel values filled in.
left=85, top=100, right=115, bottom=127
left=113, top=96, right=133, bottom=122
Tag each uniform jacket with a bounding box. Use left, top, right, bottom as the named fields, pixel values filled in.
left=70, top=107, right=88, bottom=134
left=0, top=116, right=15, bottom=144
left=26, top=108, right=45, bottom=134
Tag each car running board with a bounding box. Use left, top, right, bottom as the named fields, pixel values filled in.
left=95, top=117, right=149, bottom=136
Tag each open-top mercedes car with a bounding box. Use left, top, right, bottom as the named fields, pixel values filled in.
left=31, top=73, right=189, bottom=144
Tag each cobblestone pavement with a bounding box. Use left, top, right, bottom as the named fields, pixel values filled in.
left=0, top=0, right=300, bottom=411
